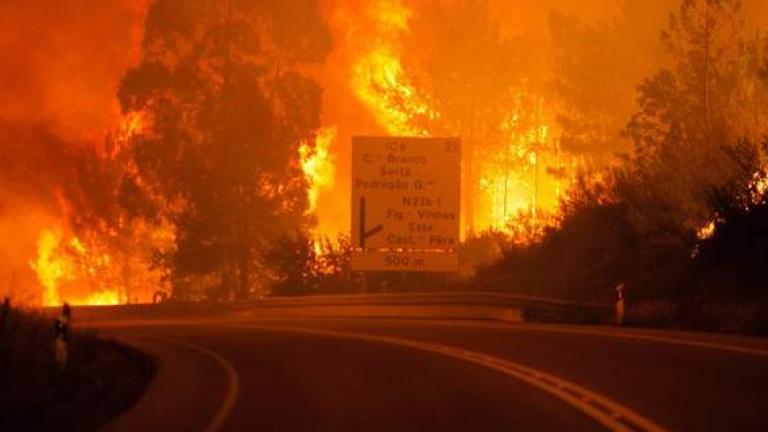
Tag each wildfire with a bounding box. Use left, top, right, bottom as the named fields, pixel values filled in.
left=109, top=110, right=148, bottom=158
left=29, top=229, right=70, bottom=306
left=479, top=125, right=553, bottom=229
left=336, top=1, right=572, bottom=239
left=11, top=0, right=603, bottom=308
left=697, top=221, right=716, bottom=240
left=300, top=126, right=337, bottom=214
left=29, top=228, right=121, bottom=307
left=82, top=290, right=120, bottom=306
left=475, top=91, right=570, bottom=234
left=347, top=0, right=436, bottom=136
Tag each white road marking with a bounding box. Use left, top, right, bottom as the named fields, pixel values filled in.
left=529, top=326, right=768, bottom=358
left=415, top=321, right=768, bottom=358
left=166, top=339, right=241, bottom=432
left=260, top=326, right=667, bottom=432
left=96, top=316, right=766, bottom=431
left=95, top=316, right=768, bottom=357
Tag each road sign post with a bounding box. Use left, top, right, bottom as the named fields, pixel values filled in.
left=351, top=136, right=461, bottom=272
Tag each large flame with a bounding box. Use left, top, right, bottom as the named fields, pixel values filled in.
left=347, top=0, right=436, bottom=136
left=337, top=1, right=569, bottom=237
left=29, top=228, right=120, bottom=307
left=300, top=126, right=337, bottom=215
left=29, top=229, right=69, bottom=306
left=26, top=111, right=171, bottom=307
left=477, top=105, right=567, bottom=232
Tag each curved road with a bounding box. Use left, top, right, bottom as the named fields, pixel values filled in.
left=84, top=307, right=768, bottom=432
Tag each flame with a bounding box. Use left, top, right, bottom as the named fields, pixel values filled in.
left=13, top=0, right=604, bottom=304
left=347, top=0, right=436, bottom=136
left=351, top=49, right=435, bottom=135
left=81, top=290, right=120, bottom=306
left=122, top=110, right=146, bottom=137
left=300, top=126, right=337, bottom=214
left=338, top=2, right=570, bottom=239
left=479, top=174, right=533, bottom=230
left=475, top=93, right=568, bottom=233
left=29, top=228, right=122, bottom=306
left=697, top=220, right=716, bottom=240
left=110, top=110, right=148, bottom=158
left=29, top=229, right=71, bottom=306
left=751, top=170, right=768, bottom=199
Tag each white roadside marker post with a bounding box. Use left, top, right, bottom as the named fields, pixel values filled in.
left=54, top=303, right=71, bottom=370
left=615, top=283, right=626, bottom=326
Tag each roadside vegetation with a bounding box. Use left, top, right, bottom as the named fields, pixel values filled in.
left=0, top=304, right=155, bottom=430
left=475, top=0, right=768, bottom=335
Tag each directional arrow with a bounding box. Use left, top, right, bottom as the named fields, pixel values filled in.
left=359, top=197, right=384, bottom=248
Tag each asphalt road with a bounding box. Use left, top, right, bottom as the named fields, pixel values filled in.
left=81, top=304, right=768, bottom=432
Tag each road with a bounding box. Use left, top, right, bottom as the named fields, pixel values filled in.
left=77, top=302, right=768, bottom=432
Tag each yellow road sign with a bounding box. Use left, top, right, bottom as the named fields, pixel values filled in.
left=351, top=136, right=460, bottom=272
left=351, top=250, right=459, bottom=272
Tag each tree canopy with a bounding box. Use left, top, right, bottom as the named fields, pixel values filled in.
left=117, top=0, right=331, bottom=299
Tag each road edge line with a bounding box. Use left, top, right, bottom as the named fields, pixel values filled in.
left=164, top=339, right=241, bottom=432
left=449, top=322, right=768, bottom=358
left=557, top=329, right=768, bottom=358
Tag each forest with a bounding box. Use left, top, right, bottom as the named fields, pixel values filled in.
left=1, top=0, right=767, bottom=333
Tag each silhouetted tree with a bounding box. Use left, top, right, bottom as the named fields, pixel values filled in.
left=623, top=0, right=767, bottom=234
left=262, top=230, right=318, bottom=296
left=117, top=0, right=331, bottom=300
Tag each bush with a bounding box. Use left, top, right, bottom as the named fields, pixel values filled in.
left=0, top=305, right=99, bottom=427
left=476, top=202, right=644, bottom=303
left=1, top=303, right=157, bottom=430
left=625, top=300, right=678, bottom=328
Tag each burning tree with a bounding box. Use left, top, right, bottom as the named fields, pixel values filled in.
left=117, top=0, right=332, bottom=300
left=346, top=0, right=568, bottom=236
left=411, top=1, right=567, bottom=234
left=549, top=11, right=645, bottom=161
left=476, top=0, right=768, bottom=309
left=623, top=0, right=768, bottom=235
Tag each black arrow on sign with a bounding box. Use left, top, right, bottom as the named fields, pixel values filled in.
left=359, top=197, right=384, bottom=248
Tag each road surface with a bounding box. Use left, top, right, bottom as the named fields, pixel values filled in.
left=78, top=303, right=768, bottom=432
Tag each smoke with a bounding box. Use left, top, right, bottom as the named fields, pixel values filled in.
left=0, top=0, right=149, bottom=301
left=0, top=0, right=148, bottom=138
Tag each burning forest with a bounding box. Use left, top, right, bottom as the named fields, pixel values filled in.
left=2, top=0, right=768, bottom=333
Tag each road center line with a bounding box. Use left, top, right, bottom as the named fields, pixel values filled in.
left=256, top=326, right=667, bottom=432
